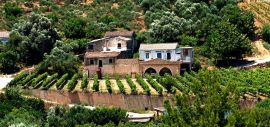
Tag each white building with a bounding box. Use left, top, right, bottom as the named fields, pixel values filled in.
left=139, top=43, right=194, bottom=70
left=139, top=43, right=181, bottom=61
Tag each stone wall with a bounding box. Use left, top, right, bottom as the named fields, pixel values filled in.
left=25, top=89, right=173, bottom=110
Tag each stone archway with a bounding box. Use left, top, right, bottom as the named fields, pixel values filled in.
left=144, top=67, right=157, bottom=75
left=159, top=67, right=172, bottom=76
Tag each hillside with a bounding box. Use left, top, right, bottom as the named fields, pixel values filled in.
left=239, top=1, right=270, bottom=28
left=0, top=0, right=144, bottom=32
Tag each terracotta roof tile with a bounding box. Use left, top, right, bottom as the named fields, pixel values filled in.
left=85, top=52, right=120, bottom=58
left=140, top=43, right=178, bottom=50
left=105, top=31, right=134, bottom=38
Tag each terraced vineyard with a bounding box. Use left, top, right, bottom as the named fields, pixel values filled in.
left=8, top=68, right=270, bottom=97
left=240, top=1, right=270, bottom=26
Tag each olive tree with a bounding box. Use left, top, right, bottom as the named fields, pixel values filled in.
left=8, top=14, right=59, bottom=64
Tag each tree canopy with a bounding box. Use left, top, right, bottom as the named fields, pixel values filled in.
left=8, top=14, right=59, bottom=64
left=202, top=21, right=252, bottom=60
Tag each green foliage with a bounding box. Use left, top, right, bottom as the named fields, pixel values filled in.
left=93, top=73, right=99, bottom=92
left=67, top=74, right=79, bottom=91
left=4, top=2, right=22, bottom=18
left=147, top=0, right=210, bottom=42
left=43, top=46, right=79, bottom=75
left=256, top=99, right=270, bottom=109
left=41, top=73, right=58, bottom=90
left=7, top=72, right=28, bottom=87
left=0, top=87, right=45, bottom=126
left=261, top=24, right=270, bottom=43
left=179, top=35, right=198, bottom=46
left=193, top=58, right=202, bottom=72
left=64, top=17, right=86, bottom=39
left=56, top=73, right=69, bottom=89
left=165, top=74, right=188, bottom=93
left=31, top=72, right=48, bottom=88
left=145, top=74, right=163, bottom=95
left=115, top=74, right=126, bottom=94
left=220, top=4, right=255, bottom=39
left=125, top=74, right=137, bottom=95
left=105, top=74, right=112, bottom=94
left=0, top=50, right=18, bottom=73
left=47, top=106, right=127, bottom=126
left=20, top=72, right=38, bottom=87
left=81, top=73, right=89, bottom=90
left=161, top=70, right=240, bottom=126
left=135, top=74, right=150, bottom=95
left=202, top=21, right=252, bottom=61
left=8, top=14, right=59, bottom=64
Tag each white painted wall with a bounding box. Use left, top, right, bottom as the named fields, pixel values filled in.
left=139, top=49, right=181, bottom=61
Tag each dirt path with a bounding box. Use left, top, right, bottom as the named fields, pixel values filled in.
left=245, top=40, right=270, bottom=61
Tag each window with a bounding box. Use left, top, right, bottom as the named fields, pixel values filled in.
left=183, top=49, right=189, bottom=56
left=90, top=59, right=94, bottom=65
left=145, top=52, right=150, bottom=59
left=88, top=45, right=94, bottom=50
left=167, top=52, right=171, bottom=60
left=117, top=43, right=121, bottom=49
left=109, top=59, right=113, bottom=64
left=157, top=52, right=162, bottom=59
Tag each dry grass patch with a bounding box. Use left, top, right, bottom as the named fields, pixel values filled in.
left=132, top=79, right=144, bottom=94
left=87, top=80, right=94, bottom=92
left=110, top=79, right=120, bottom=94
left=99, top=80, right=108, bottom=93
left=143, top=79, right=158, bottom=95
left=74, top=80, right=82, bottom=92
left=121, top=79, right=131, bottom=94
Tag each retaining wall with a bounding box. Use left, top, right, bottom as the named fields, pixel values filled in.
left=24, top=89, right=173, bottom=110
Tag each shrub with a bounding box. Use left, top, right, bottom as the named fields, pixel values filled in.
left=67, top=74, right=79, bottom=92
left=125, top=74, right=137, bottom=94
left=31, top=72, right=48, bottom=88
left=81, top=73, right=89, bottom=90
left=41, top=73, right=58, bottom=90
left=47, top=106, right=127, bottom=126
left=55, top=73, right=69, bottom=89
left=145, top=74, right=163, bottom=95
left=20, top=72, right=38, bottom=87
left=4, top=2, right=22, bottom=18
left=115, top=74, right=126, bottom=94
left=93, top=73, right=99, bottom=92
left=135, top=74, right=150, bottom=95
left=261, top=24, right=270, bottom=43
left=7, top=72, right=28, bottom=87
left=105, top=74, right=112, bottom=94
left=168, top=74, right=188, bottom=92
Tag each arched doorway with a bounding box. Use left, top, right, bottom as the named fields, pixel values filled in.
left=144, top=68, right=157, bottom=75
left=159, top=67, right=172, bottom=76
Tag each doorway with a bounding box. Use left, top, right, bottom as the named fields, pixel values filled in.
left=98, top=60, right=103, bottom=67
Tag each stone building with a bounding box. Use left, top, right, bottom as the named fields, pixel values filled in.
left=84, top=32, right=194, bottom=78
left=84, top=31, right=137, bottom=78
